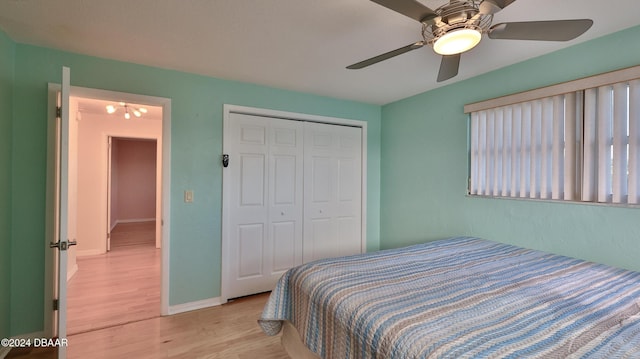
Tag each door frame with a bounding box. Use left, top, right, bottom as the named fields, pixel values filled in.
left=220, top=104, right=368, bottom=303
left=106, top=135, right=162, bottom=251
left=44, top=85, right=172, bottom=337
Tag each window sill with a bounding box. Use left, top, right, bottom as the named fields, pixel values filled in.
left=465, top=193, right=640, bottom=209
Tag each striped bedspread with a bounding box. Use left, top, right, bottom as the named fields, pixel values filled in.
left=259, top=237, right=640, bottom=358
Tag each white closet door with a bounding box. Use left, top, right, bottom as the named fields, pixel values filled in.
left=226, top=113, right=303, bottom=299
left=303, top=122, right=362, bottom=262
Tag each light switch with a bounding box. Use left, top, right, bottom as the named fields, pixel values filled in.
left=184, top=190, right=194, bottom=203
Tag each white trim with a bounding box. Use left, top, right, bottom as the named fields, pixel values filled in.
left=103, top=135, right=161, bottom=252
left=160, top=99, right=172, bottom=316
left=109, top=218, right=156, bottom=232
left=69, top=87, right=172, bottom=317
left=44, top=84, right=57, bottom=338
left=67, top=263, right=78, bottom=281
left=75, top=248, right=105, bottom=257
left=220, top=104, right=368, bottom=303
left=467, top=193, right=640, bottom=208
left=465, top=64, right=640, bottom=113
left=167, top=297, right=222, bottom=315
left=114, top=218, right=156, bottom=224
left=44, top=84, right=172, bottom=338
left=224, top=104, right=367, bottom=128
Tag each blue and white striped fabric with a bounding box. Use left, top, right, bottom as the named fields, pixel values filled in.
left=259, top=237, right=640, bottom=358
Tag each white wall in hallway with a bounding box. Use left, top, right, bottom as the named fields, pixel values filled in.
left=76, top=106, right=161, bottom=256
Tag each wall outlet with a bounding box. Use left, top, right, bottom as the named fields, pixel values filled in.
left=184, top=190, right=194, bottom=203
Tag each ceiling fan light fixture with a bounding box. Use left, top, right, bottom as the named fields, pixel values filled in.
left=433, top=28, right=482, bottom=55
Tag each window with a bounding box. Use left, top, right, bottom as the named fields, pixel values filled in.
left=582, top=81, right=640, bottom=204
left=466, top=68, right=640, bottom=206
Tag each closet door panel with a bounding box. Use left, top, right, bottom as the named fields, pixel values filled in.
left=239, top=154, right=265, bottom=206
left=237, top=223, right=264, bottom=278
left=226, top=114, right=303, bottom=298
left=271, top=221, right=297, bottom=272
left=309, top=218, right=336, bottom=261
left=304, top=122, right=362, bottom=263
left=268, top=118, right=304, bottom=275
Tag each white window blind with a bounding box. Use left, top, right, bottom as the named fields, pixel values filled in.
left=470, top=93, right=581, bottom=200
left=469, top=78, right=640, bottom=206
left=583, top=80, right=640, bottom=204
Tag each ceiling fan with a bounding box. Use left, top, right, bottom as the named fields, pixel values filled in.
left=347, top=0, right=593, bottom=82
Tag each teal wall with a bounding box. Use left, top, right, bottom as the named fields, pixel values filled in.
left=381, top=25, right=640, bottom=272
left=0, top=29, right=15, bottom=340
left=9, top=45, right=381, bottom=335
left=7, top=20, right=640, bottom=339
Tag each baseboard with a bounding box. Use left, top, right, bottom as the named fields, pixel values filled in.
left=109, top=218, right=156, bottom=231
left=67, top=263, right=78, bottom=282
left=167, top=297, right=222, bottom=315
left=76, top=248, right=104, bottom=257
left=116, top=218, right=156, bottom=224
left=109, top=218, right=156, bottom=238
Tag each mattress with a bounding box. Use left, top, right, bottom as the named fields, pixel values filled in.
left=259, top=236, right=640, bottom=358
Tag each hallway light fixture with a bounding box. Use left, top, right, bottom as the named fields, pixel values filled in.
left=105, top=102, right=148, bottom=119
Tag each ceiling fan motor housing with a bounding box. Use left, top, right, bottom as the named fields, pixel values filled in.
left=423, top=0, right=493, bottom=45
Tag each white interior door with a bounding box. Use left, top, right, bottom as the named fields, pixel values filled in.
left=51, top=66, right=75, bottom=359
left=106, top=137, right=112, bottom=252
left=225, top=113, right=303, bottom=299
left=303, top=122, right=362, bottom=262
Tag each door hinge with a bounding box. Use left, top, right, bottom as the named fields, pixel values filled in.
left=56, top=106, right=62, bottom=119
left=53, top=299, right=59, bottom=311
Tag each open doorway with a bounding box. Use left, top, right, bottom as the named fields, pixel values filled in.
left=107, top=137, right=159, bottom=251
left=65, top=96, right=163, bottom=334
left=44, top=83, right=172, bottom=341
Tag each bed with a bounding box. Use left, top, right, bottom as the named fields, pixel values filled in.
left=259, top=236, right=640, bottom=358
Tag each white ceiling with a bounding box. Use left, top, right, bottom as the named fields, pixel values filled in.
left=1, top=0, right=639, bottom=105
left=75, top=97, right=162, bottom=120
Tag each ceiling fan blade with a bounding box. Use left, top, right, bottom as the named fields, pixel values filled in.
left=370, top=0, right=437, bottom=23
left=347, top=41, right=425, bottom=69
left=479, top=0, right=517, bottom=15
left=437, top=54, right=461, bottom=82
left=489, top=19, right=594, bottom=41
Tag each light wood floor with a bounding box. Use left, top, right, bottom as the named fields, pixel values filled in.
left=67, top=221, right=160, bottom=334
left=8, top=221, right=289, bottom=358
left=8, top=293, right=288, bottom=359
left=67, top=293, right=287, bottom=359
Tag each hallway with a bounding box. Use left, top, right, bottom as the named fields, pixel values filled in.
left=66, top=221, right=160, bottom=334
